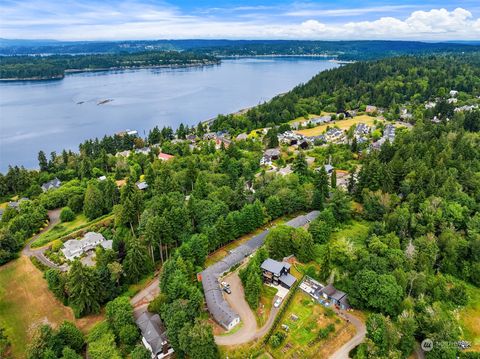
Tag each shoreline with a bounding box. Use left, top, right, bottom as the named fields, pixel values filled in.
left=0, top=60, right=220, bottom=82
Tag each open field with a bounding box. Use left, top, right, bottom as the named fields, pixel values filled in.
left=267, top=291, right=355, bottom=358
left=0, top=257, right=103, bottom=358
left=459, top=283, right=480, bottom=351
left=296, top=115, right=382, bottom=137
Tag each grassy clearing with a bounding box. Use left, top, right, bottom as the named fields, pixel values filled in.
left=256, top=285, right=278, bottom=327
left=459, top=283, right=480, bottom=351
left=330, top=220, right=371, bottom=247
left=0, top=257, right=103, bottom=358
left=296, top=115, right=382, bottom=137
left=267, top=291, right=354, bottom=359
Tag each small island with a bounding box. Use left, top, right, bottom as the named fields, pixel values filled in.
left=0, top=51, right=220, bottom=81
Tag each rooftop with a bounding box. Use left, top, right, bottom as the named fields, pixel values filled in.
left=136, top=311, right=169, bottom=356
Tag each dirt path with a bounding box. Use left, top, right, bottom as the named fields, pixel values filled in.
left=329, top=311, right=366, bottom=359
left=22, top=209, right=65, bottom=270
left=214, top=271, right=280, bottom=346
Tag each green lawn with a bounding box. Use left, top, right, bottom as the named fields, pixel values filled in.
left=31, top=214, right=112, bottom=248
left=256, top=285, right=278, bottom=327
left=460, top=283, right=480, bottom=351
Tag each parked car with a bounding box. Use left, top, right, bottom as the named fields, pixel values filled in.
left=221, top=281, right=230, bottom=288
left=274, top=298, right=282, bottom=308
left=223, top=287, right=232, bottom=294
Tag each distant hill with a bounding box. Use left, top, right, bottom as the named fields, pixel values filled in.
left=1, top=39, right=479, bottom=60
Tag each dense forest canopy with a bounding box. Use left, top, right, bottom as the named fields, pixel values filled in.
left=0, top=51, right=219, bottom=79
left=212, top=53, right=480, bottom=133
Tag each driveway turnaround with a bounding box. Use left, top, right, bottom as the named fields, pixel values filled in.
left=214, top=271, right=281, bottom=346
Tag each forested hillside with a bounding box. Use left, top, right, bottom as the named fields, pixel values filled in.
left=212, top=54, right=480, bottom=133
left=0, top=51, right=219, bottom=79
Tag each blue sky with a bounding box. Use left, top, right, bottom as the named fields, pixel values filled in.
left=1, top=0, right=479, bottom=40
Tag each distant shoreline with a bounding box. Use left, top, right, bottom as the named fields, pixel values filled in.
left=0, top=60, right=220, bottom=82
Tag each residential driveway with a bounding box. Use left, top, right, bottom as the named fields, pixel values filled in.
left=22, top=209, right=66, bottom=270
left=215, top=271, right=282, bottom=346
left=215, top=271, right=258, bottom=346
left=329, top=311, right=366, bottom=359
left=130, top=275, right=160, bottom=310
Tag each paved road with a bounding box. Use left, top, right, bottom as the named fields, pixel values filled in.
left=22, top=209, right=65, bottom=270
left=215, top=271, right=280, bottom=346
left=131, top=275, right=160, bottom=309
left=329, top=311, right=366, bottom=359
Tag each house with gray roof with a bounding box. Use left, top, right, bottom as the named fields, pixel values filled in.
left=136, top=311, right=174, bottom=359
left=61, top=232, right=112, bottom=261
left=200, top=211, right=319, bottom=330
left=41, top=178, right=61, bottom=192
left=320, top=284, right=350, bottom=310
left=261, top=258, right=297, bottom=289
left=7, top=197, right=29, bottom=210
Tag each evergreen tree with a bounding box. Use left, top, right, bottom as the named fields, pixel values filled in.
left=67, top=261, right=101, bottom=317
left=83, top=182, right=103, bottom=220
left=38, top=151, right=48, bottom=172
left=123, top=236, right=152, bottom=283
left=331, top=169, right=337, bottom=189
left=292, top=152, right=308, bottom=177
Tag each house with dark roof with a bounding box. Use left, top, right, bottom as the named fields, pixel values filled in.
left=41, top=178, right=61, bottom=192
left=261, top=258, right=297, bottom=289
left=136, top=311, right=174, bottom=359
left=320, top=284, right=350, bottom=310
left=7, top=197, right=29, bottom=210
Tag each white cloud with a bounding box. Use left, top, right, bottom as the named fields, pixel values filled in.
left=285, top=5, right=416, bottom=17
left=0, top=2, right=478, bottom=41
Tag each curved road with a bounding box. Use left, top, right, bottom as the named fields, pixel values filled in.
left=22, top=209, right=65, bottom=270
left=329, top=310, right=366, bottom=359
left=215, top=271, right=279, bottom=346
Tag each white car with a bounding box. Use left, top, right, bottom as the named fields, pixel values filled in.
left=274, top=298, right=282, bottom=308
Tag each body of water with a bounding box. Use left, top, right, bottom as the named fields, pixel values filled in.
left=0, top=57, right=338, bottom=171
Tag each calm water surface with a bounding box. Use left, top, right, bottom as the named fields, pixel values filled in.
left=0, top=57, right=338, bottom=171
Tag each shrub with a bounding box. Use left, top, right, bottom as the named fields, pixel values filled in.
left=269, top=332, right=286, bottom=348
left=68, top=195, right=84, bottom=213
left=51, top=239, right=64, bottom=252
left=60, top=207, right=75, bottom=222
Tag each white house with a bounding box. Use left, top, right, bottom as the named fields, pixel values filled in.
left=62, top=232, right=112, bottom=261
